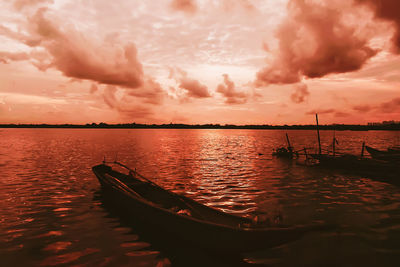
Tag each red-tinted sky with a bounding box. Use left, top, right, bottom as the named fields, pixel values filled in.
left=0, top=0, right=400, bottom=125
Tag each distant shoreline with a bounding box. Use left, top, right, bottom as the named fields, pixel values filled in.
left=1, top=123, right=400, bottom=131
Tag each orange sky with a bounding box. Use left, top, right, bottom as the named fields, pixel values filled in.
left=0, top=0, right=400, bottom=125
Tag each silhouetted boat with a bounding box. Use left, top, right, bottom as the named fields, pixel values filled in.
left=272, top=147, right=295, bottom=158
left=365, top=146, right=400, bottom=161
left=92, top=162, right=329, bottom=253
left=309, top=153, right=370, bottom=169
left=388, top=146, right=400, bottom=153
left=307, top=152, right=400, bottom=185
left=272, top=133, right=298, bottom=158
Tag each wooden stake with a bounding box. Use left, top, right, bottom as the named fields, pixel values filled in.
left=332, top=130, right=336, bottom=157
left=286, top=133, right=292, bottom=150
left=361, top=141, right=365, bottom=158
left=316, top=114, right=321, bottom=155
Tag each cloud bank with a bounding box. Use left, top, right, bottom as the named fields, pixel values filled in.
left=256, top=0, right=378, bottom=86
left=0, top=6, right=166, bottom=119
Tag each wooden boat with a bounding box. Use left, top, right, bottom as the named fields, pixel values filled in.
left=272, top=133, right=298, bottom=158
left=365, top=146, right=400, bottom=161
left=308, top=153, right=400, bottom=185
left=92, top=162, right=330, bottom=253
left=272, top=147, right=296, bottom=158
left=388, top=146, right=400, bottom=152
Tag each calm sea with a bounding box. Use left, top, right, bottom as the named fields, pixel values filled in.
left=1, top=128, right=400, bottom=266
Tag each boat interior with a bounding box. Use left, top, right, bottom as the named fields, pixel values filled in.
left=96, top=164, right=253, bottom=228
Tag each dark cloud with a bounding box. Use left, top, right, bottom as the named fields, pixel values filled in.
left=290, top=83, right=309, bottom=104
left=352, top=104, right=373, bottom=112
left=102, top=85, right=154, bottom=119
left=179, top=77, right=211, bottom=98
left=127, top=78, right=165, bottom=105
left=170, top=0, right=197, bottom=14
left=378, top=97, right=400, bottom=113
left=334, top=111, right=350, bottom=117
left=256, top=0, right=377, bottom=86
left=306, top=108, right=350, bottom=117
left=170, top=67, right=211, bottom=99
left=352, top=98, right=400, bottom=114
left=355, top=0, right=400, bottom=53
left=216, top=74, right=247, bottom=104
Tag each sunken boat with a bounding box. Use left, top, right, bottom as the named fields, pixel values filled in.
left=92, top=162, right=329, bottom=253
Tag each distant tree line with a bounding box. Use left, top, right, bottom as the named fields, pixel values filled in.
left=1, top=122, right=400, bottom=130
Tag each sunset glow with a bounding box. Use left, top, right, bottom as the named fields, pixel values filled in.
left=1, top=0, right=400, bottom=125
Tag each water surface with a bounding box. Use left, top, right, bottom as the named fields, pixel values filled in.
left=1, top=129, right=400, bottom=266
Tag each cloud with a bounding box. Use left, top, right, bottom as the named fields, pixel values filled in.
left=1, top=8, right=157, bottom=92
left=306, top=109, right=336, bottom=115
left=334, top=111, right=350, bottom=117
left=290, top=83, right=309, bottom=104
left=378, top=97, right=400, bottom=113
left=239, top=0, right=256, bottom=11
left=0, top=7, right=165, bottom=116
left=170, top=0, right=197, bottom=14
left=117, top=105, right=153, bottom=120
left=90, top=84, right=98, bottom=94
left=306, top=108, right=350, bottom=118
left=127, top=78, right=165, bottom=105
left=0, top=51, right=30, bottom=63
left=0, top=25, right=41, bottom=47
left=29, top=8, right=144, bottom=88
left=352, top=104, right=373, bottom=112
left=355, top=0, right=400, bottom=53
left=102, top=85, right=154, bottom=119
left=256, top=0, right=377, bottom=86
left=13, top=0, right=53, bottom=10
left=216, top=74, right=247, bottom=104
left=352, top=98, right=400, bottom=114
left=221, top=0, right=256, bottom=13
left=103, top=86, right=118, bottom=109
left=179, top=77, right=211, bottom=98
left=170, top=67, right=211, bottom=99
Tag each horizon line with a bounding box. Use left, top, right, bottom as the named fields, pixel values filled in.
left=1, top=122, right=400, bottom=130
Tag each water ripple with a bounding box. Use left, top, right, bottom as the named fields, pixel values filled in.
left=1, top=129, right=400, bottom=266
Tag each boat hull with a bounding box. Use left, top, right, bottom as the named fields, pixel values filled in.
left=365, top=146, right=400, bottom=161
left=93, top=164, right=328, bottom=253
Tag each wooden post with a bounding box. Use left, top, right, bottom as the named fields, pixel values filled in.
left=286, top=133, right=292, bottom=150
left=332, top=130, right=336, bottom=157
left=316, top=114, right=322, bottom=155
left=361, top=141, right=365, bottom=158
